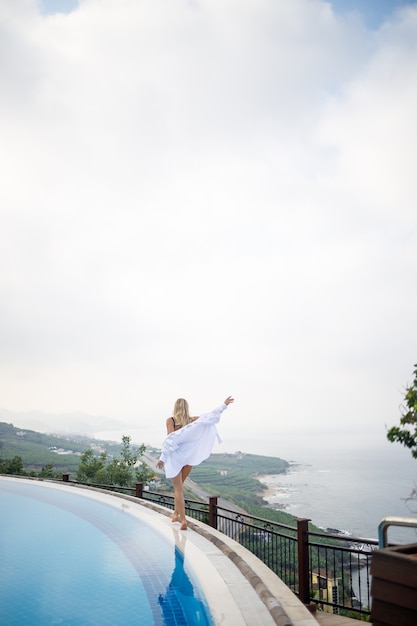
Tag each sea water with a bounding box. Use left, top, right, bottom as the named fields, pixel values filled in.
left=256, top=441, right=417, bottom=543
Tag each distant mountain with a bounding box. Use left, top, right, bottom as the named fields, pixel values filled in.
left=0, top=407, right=129, bottom=436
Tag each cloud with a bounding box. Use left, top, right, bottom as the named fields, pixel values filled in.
left=0, top=0, right=416, bottom=447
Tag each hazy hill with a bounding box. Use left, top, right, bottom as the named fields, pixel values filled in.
left=0, top=422, right=122, bottom=472
left=0, top=406, right=128, bottom=436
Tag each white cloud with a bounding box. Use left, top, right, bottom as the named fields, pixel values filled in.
left=0, top=0, right=416, bottom=450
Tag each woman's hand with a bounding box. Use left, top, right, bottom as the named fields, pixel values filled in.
left=224, top=396, right=234, bottom=405
left=156, top=460, right=164, bottom=470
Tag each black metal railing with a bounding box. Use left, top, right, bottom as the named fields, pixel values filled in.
left=64, top=475, right=211, bottom=523
left=209, top=499, right=376, bottom=618
left=307, top=530, right=375, bottom=617
left=62, top=475, right=376, bottom=618
left=221, top=504, right=301, bottom=591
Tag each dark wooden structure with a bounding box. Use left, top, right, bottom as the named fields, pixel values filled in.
left=371, top=543, right=417, bottom=626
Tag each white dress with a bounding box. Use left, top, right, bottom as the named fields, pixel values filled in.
left=159, top=403, right=228, bottom=479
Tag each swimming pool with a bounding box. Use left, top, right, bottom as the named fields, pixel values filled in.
left=0, top=477, right=319, bottom=626
left=0, top=477, right=213, bottom=626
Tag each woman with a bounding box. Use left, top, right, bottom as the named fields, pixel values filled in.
left=156, top=396, right=234, bottom=530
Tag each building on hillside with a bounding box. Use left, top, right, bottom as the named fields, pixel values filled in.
left=311, top=568, right=341, bottom=614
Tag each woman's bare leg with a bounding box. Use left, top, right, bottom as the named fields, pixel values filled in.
left=172, top=472, right=187, bottom=530
left=171, top=465, right=192, bottom=522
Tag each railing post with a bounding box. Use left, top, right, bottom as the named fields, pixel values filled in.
left=297, top=518, right=311, bottom=605
left=135, top=482, right=143, bottom=498
left=62, top=473, right=70, bottom=482
left=209, top=496, right=218, bottom=529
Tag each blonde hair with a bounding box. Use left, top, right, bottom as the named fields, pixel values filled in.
left=173, top=398, right=192, bottom=428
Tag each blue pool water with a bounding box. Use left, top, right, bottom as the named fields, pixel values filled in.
left=0, top=478, right=214, bottom=626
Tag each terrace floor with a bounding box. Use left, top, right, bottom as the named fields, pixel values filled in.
left=315, top=613, right=364, bottom=625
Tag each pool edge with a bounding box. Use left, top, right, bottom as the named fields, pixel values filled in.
left=54, top=480, right=318, bottom=626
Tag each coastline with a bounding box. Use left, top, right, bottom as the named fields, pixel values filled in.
left=255, top=452, right=417, bottom=544
left=257, top=477, right=278, bottom=501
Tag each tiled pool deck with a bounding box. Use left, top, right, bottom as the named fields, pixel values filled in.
left=72, top=484, right=319, bottom=626
left=107, top=488, right=360, bottom=626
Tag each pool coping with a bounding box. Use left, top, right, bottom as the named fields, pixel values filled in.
left=61, top=481, right=318, bottom=626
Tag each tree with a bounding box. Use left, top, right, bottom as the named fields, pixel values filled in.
left=0, top=455, right=25, bottom=475
left=76, top=449, right=108, bottom=483
left=76, top=436, right=154, bottom=486
left=387, top=364, right=417, bottom=458
left=38, top=464, right=55, bottom=478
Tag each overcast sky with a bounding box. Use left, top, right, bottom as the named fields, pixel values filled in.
left=1, top=0, right=416, bottom=452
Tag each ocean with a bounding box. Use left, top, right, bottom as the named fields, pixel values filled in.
left=94, top=426, right=417, bottom=544
left=258, top=446, right=417, bottom=544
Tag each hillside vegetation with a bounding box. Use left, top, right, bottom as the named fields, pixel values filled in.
left=186, top=451, right=289, bottom=507
left=0, top=422, right=121, bottom=472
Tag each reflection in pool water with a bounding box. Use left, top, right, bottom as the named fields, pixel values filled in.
left=159, top=530, right=211, bottom=626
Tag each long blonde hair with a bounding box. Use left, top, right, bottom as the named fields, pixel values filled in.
left=173, top=398, right=192, bottom=428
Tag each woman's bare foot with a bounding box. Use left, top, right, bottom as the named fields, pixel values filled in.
left=171, top=513, right=179, bottom=523
left=180, top=521, right=187, bottom=531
